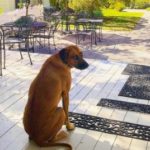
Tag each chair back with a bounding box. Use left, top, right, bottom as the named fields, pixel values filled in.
left=49, top=15, right=61, bottom=32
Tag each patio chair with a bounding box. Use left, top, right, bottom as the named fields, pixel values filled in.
left=33, top=15, right=60, bottom=52
left=0, top=25, right=33, bottom=69
left=0, top=31, right=2, bottom=76
left=61, top=12, right=78, bottom=33
left=75, top=21, right=97, bottom=47
left=77, top=11, right=103, bottom=42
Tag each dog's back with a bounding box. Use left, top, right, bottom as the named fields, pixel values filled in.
left=23, top=54, right=67, bottom=138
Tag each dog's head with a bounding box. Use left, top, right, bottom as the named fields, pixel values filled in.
left=59, top=45, right=89, bottom=70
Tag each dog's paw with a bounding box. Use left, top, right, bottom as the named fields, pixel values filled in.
left=66, top=122, right=75, bottom=131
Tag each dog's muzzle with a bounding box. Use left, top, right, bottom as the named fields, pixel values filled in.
left=75, top=59, right=89, bottom=70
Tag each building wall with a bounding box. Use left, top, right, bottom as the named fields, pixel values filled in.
left=0, top=0, right=15, bottom=13
left=43, top=0, right=50, bottom=8
left=0, top=0, right=50, bottom=13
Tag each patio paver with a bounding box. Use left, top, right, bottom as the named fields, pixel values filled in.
left=0, top=50, right=150, bottom=150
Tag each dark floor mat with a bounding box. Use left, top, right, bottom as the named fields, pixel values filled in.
left=119, top=64, right=150, bottom=100
left=69, top=112, right=150, bottom=141
left=97, top=98, right=150, bottom=114
left=122, top=64, right=150, bottom=75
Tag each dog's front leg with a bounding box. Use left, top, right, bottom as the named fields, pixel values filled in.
left=62, top=92, right=75, bottom=130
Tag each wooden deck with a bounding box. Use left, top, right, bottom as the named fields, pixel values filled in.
left=0, top=50, right=150, bottom=150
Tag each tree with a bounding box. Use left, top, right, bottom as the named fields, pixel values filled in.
left=49, top=0, right=69, bottom=10
left=25, top=0, right=43, bottom=16
left=25, top=0, right=30, bottom=16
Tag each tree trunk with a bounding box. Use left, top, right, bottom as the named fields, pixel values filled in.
left=26, top=3, right=29, bottom=16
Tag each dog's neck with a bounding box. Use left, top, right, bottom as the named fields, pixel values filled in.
left=51, top=54, right=71, bottom=71
left=57, top=53, right=72, bottom=69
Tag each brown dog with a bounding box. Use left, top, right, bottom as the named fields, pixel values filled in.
left=23, top=45, right=89, bottom=149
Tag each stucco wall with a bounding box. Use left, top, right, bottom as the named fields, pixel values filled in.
left=0, top=0, right=15, bottom=12
left=43, top=0, right=50, bottom=8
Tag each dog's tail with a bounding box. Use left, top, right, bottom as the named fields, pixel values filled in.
left=36, top=141, right=72, bottom=150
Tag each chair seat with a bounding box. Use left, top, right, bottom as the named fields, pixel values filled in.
left=77, top=30, right=95, bottom=35
left=5, top=37, right=25, bottom=44
left=33, top=34, right=53, bottom=39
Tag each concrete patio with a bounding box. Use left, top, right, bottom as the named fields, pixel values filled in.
left=0, top=6, right=150, bottom=150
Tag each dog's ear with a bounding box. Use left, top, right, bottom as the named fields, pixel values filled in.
left=59, top=48, right=68, bottom=64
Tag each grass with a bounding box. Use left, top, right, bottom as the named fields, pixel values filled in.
left=101, top=9, right=144, bottom=31
left=0, top=8, right=3, bottom=15
left=146, top=7, right=150, bottom=11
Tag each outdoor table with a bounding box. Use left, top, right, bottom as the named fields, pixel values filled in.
left=0, top=21, right=48, bottom=68
left=77, top=18, right=103, bottom=41
left=0, top=21, right=48, bottom=49
left=61, top=13, right=77, bottom=34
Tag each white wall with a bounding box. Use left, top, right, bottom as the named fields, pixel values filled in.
left=0, top=0, right=15, bottom=13
left=43, top=0, right=50, bottom=8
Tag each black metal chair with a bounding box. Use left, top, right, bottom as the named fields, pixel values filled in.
left=0, top=30, right=2, bottom=76
left=61, top=12, right=78, bottom=33
left=76, top=11, right=103, bottom=43
left=0, top=25, right=33, bottom=69
left=75, top=20, right=97, bottom=47
left=33, top=15, right=60, bottom=52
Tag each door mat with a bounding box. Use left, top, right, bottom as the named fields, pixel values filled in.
left=97, top=98, right=150, bottom=114
left=122, top=64, right=150, bottom=75
left=119, top=64, right=150, bottom=100
left=69, top=112, right=150, bottom=141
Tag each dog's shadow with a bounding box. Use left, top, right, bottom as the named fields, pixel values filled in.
left=23, top=128, right=124, bottom=150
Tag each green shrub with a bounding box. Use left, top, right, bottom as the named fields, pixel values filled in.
left=68, top=0, right=82, bottom=11
left=110, top=1, right=125, bottom=11
left=49, top=0, right=68, bottom=10
left=69, top=0, right=101, bottom=17
left=15, top=16, right=34, bottom=27
left=132, top=0, right=150, bottom=9
left=114, top=1, right=126, bottom=11
left=93, top=10, right=103, bottom=18
left=18, top=0, right=24, bottom=9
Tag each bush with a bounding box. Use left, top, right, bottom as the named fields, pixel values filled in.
left=69, top=0, right=101, bottom=17
left=18, top=0, right=24, bottom=9
left=130, top=0, right=150, bottom=8
left=110, top=1, right=125, bottom=11
left=114, top=2, right=126, bottom=11
left=49, top=0, right=68, bottom=10
left=15, top=16, right=34, bottom=27
left=93, top=10, right=103, bottom=18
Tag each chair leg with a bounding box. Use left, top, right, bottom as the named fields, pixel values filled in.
left=90, top=33, right=93, bottom=48
left=2, top=35, right=6, bottom=69
left=32, top=38, right=35, bottom=52
left=29, top=37, right=34, bottom=52
left=100, top=26, right=103, bottom=41
left=48, top=38, right=51, bottom=53
left=76, top=34, right=78, bottom=45
left=52, top=36, right=56, bottom=51
left=77, top=34, right=80, bottom=44
left=0, top=43, right=2, bottom=76
left=26, top=39, right=32, bottom=65
left=3, top=44, right=6, bottom=69
left=95, top=32, right=97, bottom=45
left=18, top=43, right=23, bottom=59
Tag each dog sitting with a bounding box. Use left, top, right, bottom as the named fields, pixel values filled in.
left=23, top=45, right=89, bottom=149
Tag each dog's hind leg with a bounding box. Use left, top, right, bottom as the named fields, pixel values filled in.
left=33, top=107, right=67, bottom=146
